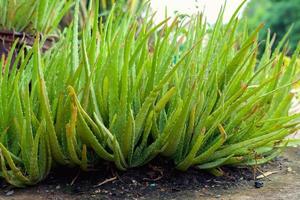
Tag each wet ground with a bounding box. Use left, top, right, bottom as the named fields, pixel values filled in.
left=0, top=147, right=299, bottom=200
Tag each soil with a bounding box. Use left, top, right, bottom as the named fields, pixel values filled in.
left=0, top=147, right=299, bottom=200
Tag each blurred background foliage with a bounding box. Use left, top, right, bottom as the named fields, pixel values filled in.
left=243, top=0, right=300, bottom=53
left=84, top=0, right=142, bottom=15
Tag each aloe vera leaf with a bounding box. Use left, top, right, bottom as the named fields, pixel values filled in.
left=176, top=128, right=206, bottom=171
left=29, top=120, right=46, bottom=182
left=162, top=84, right=195, bottom=157
left=0, top=150, right=26, bottom=187
left=38, top=127, right=48, bottom=180
left=0, top=143, right=30, bottom=184
left=33, top=40, right=67, bottom=165
left=66, top=103, right=82, bottom=165
left=208, top=128, right=295, bottom=162
left=192, top=125, right=227, bottom=165
left=238, top=148, right=284, bottom=166
left=196, top=154, right=234, bottom=169
left=76, top=111, right=113, bottom=161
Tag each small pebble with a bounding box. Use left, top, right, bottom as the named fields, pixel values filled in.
left=132, top=180, right=138, bottom=185
left=94, top=189, right=101, bottom=194
left=254, top=180, right=264, bottom=188
left=150, top=183, right=156, bottom=187
left=6, top=190, right=14, bottom=196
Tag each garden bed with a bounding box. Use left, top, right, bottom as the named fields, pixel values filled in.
left=1, top=147, right=299, bottom=200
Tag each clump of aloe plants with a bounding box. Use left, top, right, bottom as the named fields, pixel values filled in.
left=0, top=0, right=73, bottom=34
left=0, top=1, right=299, bottom=187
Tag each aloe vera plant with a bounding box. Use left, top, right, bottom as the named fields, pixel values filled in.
left=0, top=1, right=299, bottom=187
left=0, top=40, right=54, bottom=186
left=65, top=2, right=300, bottom=171
left=0, top=32, right=85, bottom=187
left=0, top=2, right=93, bottom=186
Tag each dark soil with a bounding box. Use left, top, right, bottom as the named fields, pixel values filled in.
left=0, top=148, right=299, bottom=200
